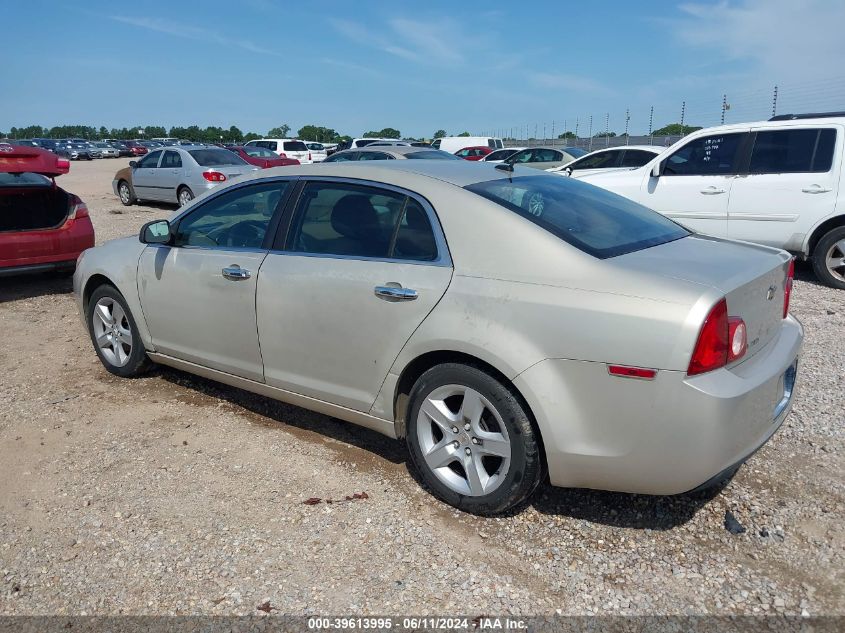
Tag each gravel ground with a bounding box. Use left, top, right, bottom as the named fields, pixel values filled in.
left=0, top=158, right=843, bottom=616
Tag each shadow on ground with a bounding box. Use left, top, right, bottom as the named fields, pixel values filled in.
left=151, top=365, right=721, bottom=530
left=0, top=272, right=73, bottom=303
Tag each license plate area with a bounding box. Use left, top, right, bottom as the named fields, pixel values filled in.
left=773, top=360, right=797, bottom=421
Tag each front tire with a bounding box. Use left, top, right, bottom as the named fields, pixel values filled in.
left=812, top=226, right=845, bottom=289
left=178, top=186, right=194, bottom=206
left=406, top=363, right=542, bottom=515
left=86, top=285, right=152, bottom=377
left=118, top=180, right=135, bottom=206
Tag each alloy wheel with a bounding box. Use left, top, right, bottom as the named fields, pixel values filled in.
left=91, top=297, right=133, bottom=367
left=415, top=384, right=512, bottom=496
left=179, top=189, right=193, bottom=206
left=119, top=183, right=131, bottom=204
left=825, top=239, right=845, bottom=282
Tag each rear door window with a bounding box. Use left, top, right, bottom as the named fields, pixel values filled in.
left=288, top=182, right=406, bottom=258
left=161, top=151, right=182, bottom=168
left=465, top=174, right=689, bottom=259
left=663, top=133, right=746, bottom=176
left=620, top=150, right=656, bottom=167
left=571, top=150, right=620, bottom=170
left=748, top=128, right=836, bottom=174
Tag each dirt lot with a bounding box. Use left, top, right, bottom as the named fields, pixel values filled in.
left=1, top=158, right=843, bottom=616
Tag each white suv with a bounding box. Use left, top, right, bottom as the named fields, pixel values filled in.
left=245, top=139, right=312, bottom=164
left=576, top=113, right=845, bottom=288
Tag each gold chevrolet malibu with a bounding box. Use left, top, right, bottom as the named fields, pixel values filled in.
left=75, top=161, right=802, bottom=515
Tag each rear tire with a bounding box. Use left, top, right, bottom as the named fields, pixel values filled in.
left=406, top=363, right=542, bottom=515
left=86, top=284, right=152, bottom=378
left=178, top=186, right=194, bottom=206
left=118, top=180, right=135, bottom=206
left=811, top=226, right=845, bottom=289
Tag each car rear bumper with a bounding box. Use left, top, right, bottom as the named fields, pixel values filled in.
left=0, top=216, right=95, bottom=275
left=513, top=315, right=804, bottom=495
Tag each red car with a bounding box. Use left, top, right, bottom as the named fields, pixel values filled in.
left=120, top=141, right=148, bottom=156
left=455, top=146, right=493, bottom=161
left=0, top=146, right=95, bottom=276
left=225, top=145, right=300, bottom=168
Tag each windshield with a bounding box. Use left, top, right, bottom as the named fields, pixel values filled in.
left=188, top=149, right=247, bottom=166
left=406, top=150, right=461, bottom=160
left=563, top=147, right=588, bottom=158
left=465, top=174, right=689, bottom=259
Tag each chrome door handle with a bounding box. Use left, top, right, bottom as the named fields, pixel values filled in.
left=802, top=185, right=832, bottom=194
left=374, top=285, right=418, bottom=301
left=700, top=187, right=726, bottom=195
left=222, top=265, right=251, bottom=281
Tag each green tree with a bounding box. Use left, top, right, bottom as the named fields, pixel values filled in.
left=557, top=131, right=576, bottom=139
left=228, top=126, right=243, bottom=142
left=457, top=131, right=471, bottom=137
left=593, top=130, right=617, bottom=138
left=298, top=125, right=339, bottom=142
left=652, top=123, right=702, bottom=136
left=364, top=127, right=401, bottom=139
left=267, top=124, right=291, bottom=138
left=141, top=125, right=168, bottom=139
left=243, top=131, right=262, bottom=142
left=433, top=129, right=447, bottom=139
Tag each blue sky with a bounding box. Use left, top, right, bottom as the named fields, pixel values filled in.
left=2, top=0, right=843, bottom=138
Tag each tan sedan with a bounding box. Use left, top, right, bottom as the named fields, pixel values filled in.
left=74, top=161, right=802, bottom=514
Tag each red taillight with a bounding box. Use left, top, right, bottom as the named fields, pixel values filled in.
left=783, top=258, right=794, bottom=318
left=688, top=299, right=729, bottom=376
left=56, top=158, right=70, bottom=172
left=727, top=317, right=747, bottom=363
left=202, top=171, right=227, bottom=182
left=278, top=152, right=288, bottom=158
left=308, top=152, right=312, bottom=161
left=67, top=194, right=89, bottom=220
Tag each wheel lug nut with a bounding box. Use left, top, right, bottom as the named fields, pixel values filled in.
left=464, top=423, right=471, bottom=431
left=451, top=426, right=459, bottom=433
left=471, top=437, right=479, bottom=445
left=452, top=441, right=460, bottom=449
left=465, top=447, right=472, bottom=455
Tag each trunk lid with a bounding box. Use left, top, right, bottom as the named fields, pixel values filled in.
left=615, top=234, right=791, bottom=362
left=0, top=146, right=70, bottom=176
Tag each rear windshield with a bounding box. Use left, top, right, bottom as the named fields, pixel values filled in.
left=244, top=146, right=277, bottom=158
left=355, top=139, right=379, bottom=147
left=0, top=173, right=51, bottom=187
left=283, top=141, right=307, bottom=151
left=406, top=150, right=461, bottom=160
left=465, top=174, right=689, bottom=259
left=188, top=149, right=247, bottom=166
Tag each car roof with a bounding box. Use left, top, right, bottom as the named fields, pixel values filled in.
left=689, top=116, right=845, bottom=135
left=332, top=146, right=457, bottom=159
left=251, top=157, right=539, bottom=188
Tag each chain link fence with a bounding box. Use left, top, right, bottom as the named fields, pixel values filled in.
left=492, top=78, right=845, bottom=150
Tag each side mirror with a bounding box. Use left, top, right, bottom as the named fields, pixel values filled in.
left=139, top=219, right=172, bottom=245
left=650, top=161, right=664, bottom=178
left=129, top=160, right=138, bottom=168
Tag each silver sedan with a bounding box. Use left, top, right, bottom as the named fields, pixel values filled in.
left=112, top=146, right=259, bottom=207
left=75, top=161, right=802, bottom=514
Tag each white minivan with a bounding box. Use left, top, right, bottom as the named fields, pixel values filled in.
left=576, top=113, right=845, bottom=288
left=244, top=139, right=312, bottom=164
left=432, top=137, right=504, bottom=154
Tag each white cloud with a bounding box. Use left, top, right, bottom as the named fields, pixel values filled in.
left=328, top=16, right=465, bottom=65
left=672, top=0, right=845, bottom=81
left=110, top=15, right=283, bottom=57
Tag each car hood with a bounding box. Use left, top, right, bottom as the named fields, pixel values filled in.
left=0, top=146, right=70, bottom=176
